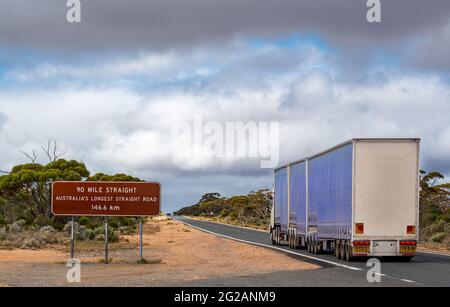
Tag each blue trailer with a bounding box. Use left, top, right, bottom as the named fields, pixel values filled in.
left=271, top=166, right=289, bottom=244
left=271, top=139, right=420, bottom=261
left=286, top=160, right=307, bottom=249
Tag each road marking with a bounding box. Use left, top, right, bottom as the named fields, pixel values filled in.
left=183, top=217, right=268, bottom=233
left=177, top=218, right=362, bottom=271
left=400, top=279, right=415, bottom=283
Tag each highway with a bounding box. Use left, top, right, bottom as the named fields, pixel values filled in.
left=174, top=216, right=450, bottom=287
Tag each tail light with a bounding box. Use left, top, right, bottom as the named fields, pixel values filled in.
left=407, top=225, right=416, bottom=234
left=400, top=240, right=417, bottom=245
left=353, top=241, right=370, bottom=245
left=355, top=223, right=364, bottom=234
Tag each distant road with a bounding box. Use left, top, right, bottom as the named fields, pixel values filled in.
left=174, top=216, right=450, bottom=287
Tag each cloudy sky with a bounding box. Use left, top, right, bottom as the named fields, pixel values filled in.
left=0, top=0, right=449, bottom=212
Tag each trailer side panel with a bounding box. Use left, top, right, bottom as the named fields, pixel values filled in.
left=308, top=143, right=353, bottom=240
left=274, top=167, right=289, bottom=232
left=289, top=161, right=307, bottom=236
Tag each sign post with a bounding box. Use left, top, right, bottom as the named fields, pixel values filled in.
left=52, top=181, right=161, bottom=264
left=139, top=217, right=143, bottom=262
left=70, top=216, right=75, bottom=259
left=105, top=217, right=109, bottom=264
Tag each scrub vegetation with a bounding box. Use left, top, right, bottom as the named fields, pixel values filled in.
left=419, top=171, right=450, bottom=248
left=0, top=140, right=142, bottom=249
left=174, top=190, right=273, bottom=230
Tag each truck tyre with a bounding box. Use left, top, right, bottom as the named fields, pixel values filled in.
left=271, top=228, right=276, bottom=245
left=345, top=242, right=354, bottom=262
left=307, top=239, right=311, bottom=253
left=317, top=241, right=322, bottom=254
left=334, top=240, right=339, bottom=258
left=335, top=240, right=341, bottom=259
left=340, top=240, right=347, bottom=260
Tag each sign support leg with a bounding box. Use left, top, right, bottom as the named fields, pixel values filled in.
left=139, top=217, right=143, bottom=262
left=105, top=217, right=109, bottom=264
left=70, top=216, right=75, bottom=259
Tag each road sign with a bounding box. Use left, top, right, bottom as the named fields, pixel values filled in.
left=52, top=181, right=161, bottom=216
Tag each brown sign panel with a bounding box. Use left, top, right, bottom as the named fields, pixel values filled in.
left=52, top=181, right=161, bottom=216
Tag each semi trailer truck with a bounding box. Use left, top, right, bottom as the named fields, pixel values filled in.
left=270, top=138, right=420, bottom=261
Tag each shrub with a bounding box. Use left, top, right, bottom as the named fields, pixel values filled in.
left=0, top=227, right=7, bottom=240
left=220, top=209, right=230, bottom=218
left=21, top=237, right=41, bottom=249
left=9, top=219, right=26, bottom=233
left=78, top=216, right=90, bottom=226
left=40, top=225, right=56, bottom=233
left=93, top=225, right=118, bottom=242
left=430, top=232, right=446, bottom=243
left=33, top=215, right=53, bottom=228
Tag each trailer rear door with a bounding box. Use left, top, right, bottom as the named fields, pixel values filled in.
left=353, top=139, right=419, bottom=239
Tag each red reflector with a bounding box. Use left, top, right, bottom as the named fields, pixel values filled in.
left=407, top=225, right=416, bottom=234
left=355, top=223, right=364, bottom=234
left=400, top=241, right=417, bottom=245
left=353, top=241, right=370, bottom=245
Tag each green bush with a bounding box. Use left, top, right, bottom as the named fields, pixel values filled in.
left=430, top=232, right=446, bottom=243
left=93, top=224, right=118, bottom=242
left=0, top=215, right=6, bottom=226
left=33, top=215, right=53, bottom=228
left=220, top=209, right=230, bottom=218
left=229, top=212, right=238, bottom=220
left=78, top=216, right=90, bottom=226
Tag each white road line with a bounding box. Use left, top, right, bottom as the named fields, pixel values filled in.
left=177, top=218, right=362, bottom=271
left=400, top=279, right=416, bottom=283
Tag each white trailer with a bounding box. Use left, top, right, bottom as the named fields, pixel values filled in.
left=271, top=138, right=420, bottom=261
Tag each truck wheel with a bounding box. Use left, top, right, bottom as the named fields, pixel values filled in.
left=334, top=240, right=339, bottom=258
left=340, top=240, right=347, bottom=260
left=317, top=241, right=322, bottom=254
left=271, top=229, right=276, bottom=245
left=335, top=240, right=341, bottom=259
left=312, top=240, right=317, bottom=254
left=307, top=240, right=311, bottom=253
left=345, top=242, right=354, bottom=262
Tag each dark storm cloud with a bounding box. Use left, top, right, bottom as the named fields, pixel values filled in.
left=0, top=0, right=449, bottom=54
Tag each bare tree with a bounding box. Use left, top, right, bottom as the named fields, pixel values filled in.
left=41, top=138, right=67, bottom=162
left=20, top=150, right=38, bottom=163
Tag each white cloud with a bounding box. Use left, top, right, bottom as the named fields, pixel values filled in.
left=1, top=45, right=449, bottom=211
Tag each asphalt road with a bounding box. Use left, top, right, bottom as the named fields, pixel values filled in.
left=174, top=216, right=450, bottom=287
